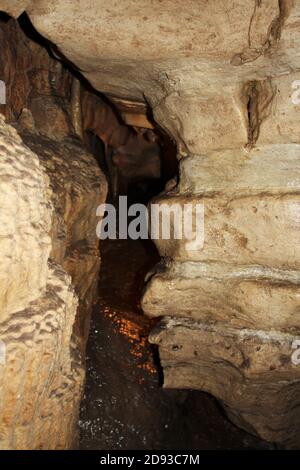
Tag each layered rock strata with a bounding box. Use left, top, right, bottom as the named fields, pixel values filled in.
left=1, top=0, right=300, bottom=448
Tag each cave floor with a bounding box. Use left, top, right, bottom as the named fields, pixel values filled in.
left=79, top=237, right=271, bottom=450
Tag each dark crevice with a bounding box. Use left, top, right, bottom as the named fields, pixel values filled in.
left=244, top=79, right=276, bottom=148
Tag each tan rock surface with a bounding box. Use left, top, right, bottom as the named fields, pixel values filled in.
left=0, top=261, right=83, bottom=450
left=150, top=317, right=300, bottom=447
left=0, top=115, right=51, bottom=318
left=147, top=193, right=300, bottom=268
left=179, top=145, right=300, bottom=197
left=0, top=16, right=107, bottom=449
left=0, top=14, right=108, bottom=341
left=1, top=0, right=300, bottom=448
left=0, top=117, right=84, bottom=449
left=19, top=130, right=107, bottom=342
left=142, top=260, right=300, bottom=331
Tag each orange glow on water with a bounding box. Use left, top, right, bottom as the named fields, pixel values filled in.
left=103, top=305, right=156, bottom=375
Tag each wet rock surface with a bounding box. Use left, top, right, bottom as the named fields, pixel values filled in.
left=79, top=238, right=270, bottom=450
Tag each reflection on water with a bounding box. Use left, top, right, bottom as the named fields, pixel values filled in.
left=104, top=307, right=157, bottom=376
left=79, top=238, right=271, bottom=450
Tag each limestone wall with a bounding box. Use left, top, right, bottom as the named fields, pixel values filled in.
left=0, top=17, right=107, bottom=449
left=1, top=0, right=300, bottom=448
left=0, top=117, right=84, bottom=449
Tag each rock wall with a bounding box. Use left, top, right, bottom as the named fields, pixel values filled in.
left=0, top=116, right=83, bottom=449
left=141, top=7, right=300, bottom=446
left=1, top=0, right=300, bottom=448
left=0, top=17, right=107, bottom=448
left=19, top=131, right=107, bottom=347
left=0, top=16, right=108, bottom=336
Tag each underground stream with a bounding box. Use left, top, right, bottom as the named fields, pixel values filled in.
left=78, top=192, right=271, bottom=450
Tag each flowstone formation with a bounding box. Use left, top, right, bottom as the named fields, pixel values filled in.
left=0, top=16, right=107, bottom=449
left=0, top=116, right=84, bottom=449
